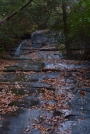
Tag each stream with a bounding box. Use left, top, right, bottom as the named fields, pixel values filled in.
left=0, top=30, right=90, bottom=134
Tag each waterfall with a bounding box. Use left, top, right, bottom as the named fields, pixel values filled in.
left=14, top=40, right=26, bottom=56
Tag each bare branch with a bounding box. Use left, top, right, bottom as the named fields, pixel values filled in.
left=0, top=0, right=33, bottom=26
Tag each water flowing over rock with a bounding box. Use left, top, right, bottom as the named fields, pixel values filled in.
left=31, top=30, right=58, bottom=48
left=0, top=30, right=90, bottom=134
left=14, top=40, right=26, bottom=56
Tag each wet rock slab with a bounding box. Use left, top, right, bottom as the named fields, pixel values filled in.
left=0, top=72, right=59, bottom=82
left=0, top=108, right=46, bottom=134
left=0, top=80, right=54, bottom=93
left=38, top=51, right=63, bottom=59
left=4, top=61, right=45, bottom=72
left=3, top=56, right=31, bottom=60
left=31, top=30, right=56, bottom=43
left=21, top=82, right=53, bottom=90
left=45, top=62, right=90, bottom=70
left=68, top=88, right=90, bottom=134
left=11, top=87, right=41, bottom=95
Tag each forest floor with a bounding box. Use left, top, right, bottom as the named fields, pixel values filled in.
left=0, top=35, right=90, bottom=134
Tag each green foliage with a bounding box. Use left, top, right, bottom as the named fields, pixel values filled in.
left=1, top=0, right=89, bottom=59
left=0, top=0, right=27, bottom=16
left=0, top=0, right=61, bottom=55
left=29, top=0, right=61, bottom=29
left=48, top=15, right=63, bottom=30
left=68, top=0, right=90, bottom=47
left=0, top=0, right=33, bottom=54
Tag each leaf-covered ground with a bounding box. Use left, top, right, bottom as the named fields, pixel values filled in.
left=0, top=33, right=90, bottom=134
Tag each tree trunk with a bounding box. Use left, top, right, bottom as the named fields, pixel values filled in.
left=62, top=0, right=72, bottom=59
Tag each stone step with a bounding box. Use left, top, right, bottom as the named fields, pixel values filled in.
left=4, top=61, right=45, bottom=72
left=0, top=81, right=54, bottom=90
left=0, top=72, right=59, bottom=82
left=2, top=56, right=31, bottom=60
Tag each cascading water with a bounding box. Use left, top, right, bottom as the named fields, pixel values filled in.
left=14, top=40, right=26, bottom=56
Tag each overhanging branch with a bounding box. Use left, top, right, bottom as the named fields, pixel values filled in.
left=0, top=0, right=33, bottom=26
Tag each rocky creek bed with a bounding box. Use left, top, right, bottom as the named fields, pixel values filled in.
left=0, top=30, right=90, bottom=134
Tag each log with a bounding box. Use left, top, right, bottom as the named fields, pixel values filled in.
left=0, top=0, right=33, bottom=26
